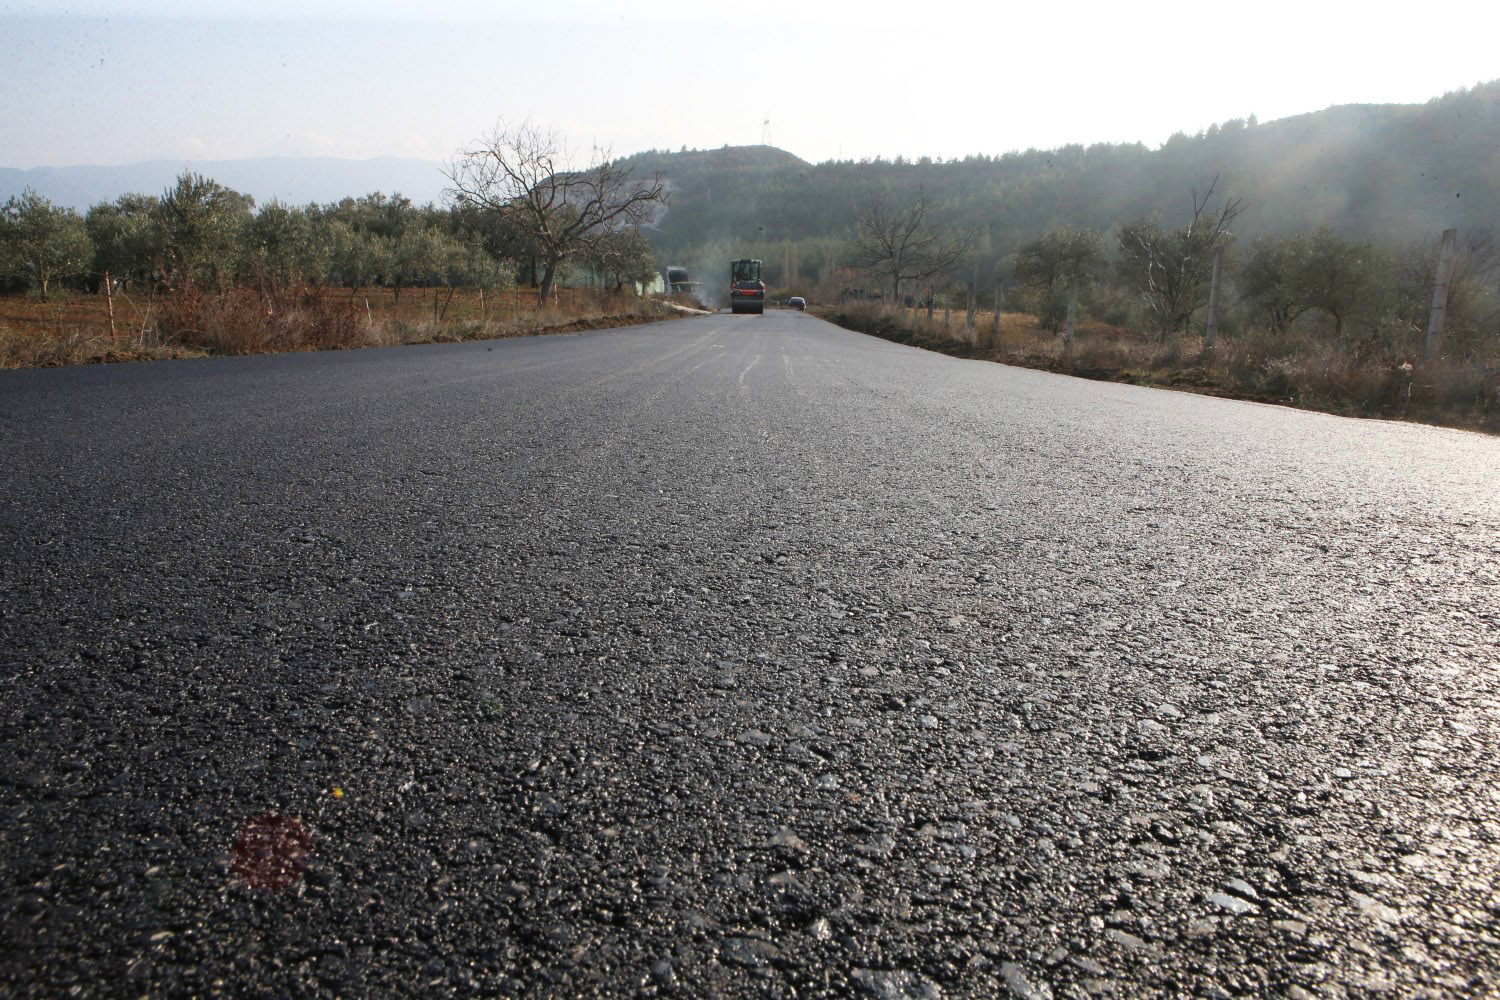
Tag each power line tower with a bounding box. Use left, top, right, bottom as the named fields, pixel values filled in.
left=761, top=116, right=772, bottom=146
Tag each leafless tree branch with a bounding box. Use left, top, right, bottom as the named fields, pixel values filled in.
left=444, top=120, right=667, bottom=304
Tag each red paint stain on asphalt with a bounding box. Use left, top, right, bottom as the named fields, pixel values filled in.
left=231, top=812, right=312, bottom=892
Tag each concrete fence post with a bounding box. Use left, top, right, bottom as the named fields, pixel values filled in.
left=967, top=262, right=978, bottom=337
left=1064, top=284, right=1077, bottom=354
left=1204, top=248, right=1223, bottom=349
left=1426, top=228, right=1459, bottom=356
left=991, top=277, right=1003, bottom=346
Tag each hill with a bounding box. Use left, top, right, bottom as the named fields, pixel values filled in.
left=624, top=82, right=1500, bottom=266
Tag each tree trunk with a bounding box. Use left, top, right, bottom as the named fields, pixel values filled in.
left=538, top=259, right=559, bottom=305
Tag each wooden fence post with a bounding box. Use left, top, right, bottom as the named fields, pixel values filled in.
left=104, top=270, right=117, bottom=343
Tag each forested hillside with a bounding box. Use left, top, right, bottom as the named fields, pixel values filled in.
left=625, top=81, right=1500, bottom=284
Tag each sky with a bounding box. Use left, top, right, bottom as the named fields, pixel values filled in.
left=2, top=0, right=1498, bottom=170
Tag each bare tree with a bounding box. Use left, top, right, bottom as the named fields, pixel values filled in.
left=1116, top=177, right=1244, bottom=339
left=845, top=187, right=973, bottom=304
left=445, top=120, right=666, bottom=305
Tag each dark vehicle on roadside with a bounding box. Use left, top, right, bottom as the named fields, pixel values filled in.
left=665, top=266, right=703, bottom=299
left=729, top=259, right=765, bottom=314
left=788, top=296, right=806, bottom=311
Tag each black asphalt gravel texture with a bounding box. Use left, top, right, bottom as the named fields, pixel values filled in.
left=3, top=310, right=1499, bottom=997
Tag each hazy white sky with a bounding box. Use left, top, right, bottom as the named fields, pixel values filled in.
left=3, top=0, right=1497, bottom=169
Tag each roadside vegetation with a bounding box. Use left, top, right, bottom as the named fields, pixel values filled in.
left=0, top=284, right=677, bottom=368
left=818, top=301, right=1498, bottom=433
left=803, top=156, right=1499, bottom=434
left=0, top=123, right=673, bottom=368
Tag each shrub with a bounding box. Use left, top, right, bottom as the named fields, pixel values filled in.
left=156, top=285, right=364, bottom=354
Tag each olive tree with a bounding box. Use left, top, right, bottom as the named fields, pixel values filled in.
left=151, top=173, right=254, bottom=289
left=86, top=193, right=157, bottom=290
left=1013, top=227, right=1107, bottom=332
left=583, top=226, right=658, bottom=293
left=1, top=189, right=92, bottom=299
left=250, top=200, right=324, bottom=288
left=1238, top=235, right=1313, bottom=333
left=321, top=218, right=390, bottom=300
left=1295, top=228, right=1393, bottom=338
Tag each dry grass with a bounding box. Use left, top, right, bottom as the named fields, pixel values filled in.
left=819, top=302, right=1500, bottom=434
left=0, top=286, right=676, bottom=369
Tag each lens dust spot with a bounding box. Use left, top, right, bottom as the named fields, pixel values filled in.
left=231, top=811, right=312, bottom=892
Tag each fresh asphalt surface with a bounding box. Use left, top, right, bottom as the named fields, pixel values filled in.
left=3, top=309, right=1498, bottom=997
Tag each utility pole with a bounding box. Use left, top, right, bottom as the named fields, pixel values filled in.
left=1426, top=228, right=1458, bottom=356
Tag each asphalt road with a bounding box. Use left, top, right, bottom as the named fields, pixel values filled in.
left=3, top=309, right=1498, bottom=997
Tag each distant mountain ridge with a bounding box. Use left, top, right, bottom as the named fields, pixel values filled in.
left=0, top=156, right=449, bottom=211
